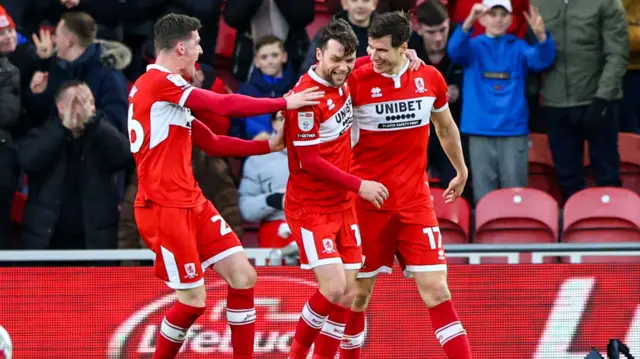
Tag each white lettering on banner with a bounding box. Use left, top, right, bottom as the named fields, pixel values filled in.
left=535, top=278, right=640, bottom=358
left=353, top=96, right=435, bottom=132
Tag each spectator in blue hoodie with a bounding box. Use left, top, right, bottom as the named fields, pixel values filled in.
left=448, top=0, right=555, bottom=204
left=232, top=35, right=297, bottom=140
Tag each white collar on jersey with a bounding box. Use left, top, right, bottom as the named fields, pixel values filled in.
left=308, top=65, right=335, bottom=88
left=379, top=58, right=410, bottom=89
left=146, top=64, right=172, bottom=73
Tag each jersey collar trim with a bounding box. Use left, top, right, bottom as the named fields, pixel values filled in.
left=146, top=64, right=172, bottom=73
left=308, top=65, right=334, bottom=88
left=380, top=59, right=410, bottom=89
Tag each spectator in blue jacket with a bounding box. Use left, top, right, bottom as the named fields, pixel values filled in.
left=448, top=0, right=555, bottom=204
left=232, top=35, right=297, bottom=140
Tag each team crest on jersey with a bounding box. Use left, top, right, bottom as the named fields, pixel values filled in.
left=322, top=238, right=336, bottom=254
left=371, top=87, right=382, bottom=98
left=327, top=99, right=335, bottom=110
left=415, top=78, right=426, bottom=93
left=184, top=263, right=197, bottom=279
left=298, top=112, right=314, bottom=132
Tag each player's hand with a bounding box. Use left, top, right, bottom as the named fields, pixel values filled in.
left=268, top=124, right=286, bottom=152
left=30, top=71, right=48, bottom=94
left=284, top=87, right=324, bottom=109
left=406, top=49, right=425, bottom=71
left=443, top=172, right=468, bottom=203
left=358, top=180, right=389, bottom=209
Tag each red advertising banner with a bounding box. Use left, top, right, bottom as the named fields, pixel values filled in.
left=0, top=265, right=638, bottom=358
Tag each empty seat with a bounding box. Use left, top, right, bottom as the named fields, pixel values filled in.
left=475, top=188, right=559, bottom=263
left=618, top=133, right=640, bottom=195
left=528, top=134, right=563, bottom=204
left=562, top=187, right=640, bottom=263
left=431, top=188, right=471, bottom=264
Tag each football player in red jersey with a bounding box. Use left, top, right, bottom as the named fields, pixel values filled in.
left=283, top=19, right=390, bottom=359
left=128, top=14, right=323, bottom=359
left=343, top=12, right=473, bottom=359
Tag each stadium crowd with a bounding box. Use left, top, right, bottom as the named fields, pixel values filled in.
left=0, top=0, right=638, bottom=252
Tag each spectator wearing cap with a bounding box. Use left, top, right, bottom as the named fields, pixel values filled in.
left=448, top=0, right=555, bottom=204
left=621, top=0, right=640, bottom=133
left=0, top=7, right=22, bottom=248
left=448, top=0, right=529, bottom=38
left=532, top=0, right=628, bottom=202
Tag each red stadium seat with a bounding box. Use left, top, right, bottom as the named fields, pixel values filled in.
left=430, top=188, right=470, bottom=264
left=528, top=134, right=563, bottom=205
left=562, top=187, right=640, bottom=263
left=475, top=188, right=559, bottom=263
left=618, top=133, right=640, bottom=195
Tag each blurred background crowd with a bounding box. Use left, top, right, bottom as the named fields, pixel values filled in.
left=0, top=0, right=638, bottom=253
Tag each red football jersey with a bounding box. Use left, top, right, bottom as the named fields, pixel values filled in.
left=284, top=67, right=355, bottom=214
left=128, top=64, right=206, bottom=208
left=351, top=61, right=449, bottom=210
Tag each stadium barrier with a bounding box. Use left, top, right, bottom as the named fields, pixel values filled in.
left=0, top=244, right=639, bottom=358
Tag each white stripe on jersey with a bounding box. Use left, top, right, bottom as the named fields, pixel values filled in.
left=318, top=95, right=353, bottom=143
left=353, top=96, right=436, bottom=132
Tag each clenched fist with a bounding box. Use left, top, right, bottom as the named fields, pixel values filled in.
left=358, top=180, right=389, bottom=209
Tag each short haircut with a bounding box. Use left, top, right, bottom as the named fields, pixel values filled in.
left=254, top=35, right=284, bottom=52
left=318, top=18, right=358, bottom=56
left=153, top=13, right=202, bottom=52
left=60, top=12, right=97, bottom=48
left=368, top=11, right=413, bottom=48
left=55, top=79, right=87, bottom=102
left=416, top=0, right=449, bottom=26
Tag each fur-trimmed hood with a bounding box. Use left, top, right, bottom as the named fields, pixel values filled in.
left=95, top=39, right=132, bottom=71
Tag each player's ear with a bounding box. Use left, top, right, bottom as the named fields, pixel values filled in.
left=176, top=41, right=186, bottom=56
left=281, top=50, right=288, bottom=64
left=315, top=48, right=323, bottom=63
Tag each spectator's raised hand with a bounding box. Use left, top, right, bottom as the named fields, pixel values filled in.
left=30, top=71, right=48, bottom=94
left=60, top=0, right=80, bottom=9
left=524, top=5, right=547, bottom=42
left=74, top=85, right=96, bottom=128
left=32, top=29, right=54, bottom=59
left=463, top=3, right=488, bottom=31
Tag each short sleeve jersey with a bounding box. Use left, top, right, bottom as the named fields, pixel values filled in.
left=284, top=66, right=355, bottom=214
left=128, top=64, right=206, bottom=208
left=351, top=62, right=449, bottom=210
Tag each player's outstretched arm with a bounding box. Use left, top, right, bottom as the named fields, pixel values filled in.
left=431, top=107, right=468, bottom=203
left=184, top=87, right=324, bottom=119
left=192, top=119, right=280, bottom=157
left=296, top=145, right=389, bottom=208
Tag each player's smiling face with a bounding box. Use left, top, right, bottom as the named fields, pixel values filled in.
left=368, top=35, right=406, bottom=75
left=316, top=39, right=356, bottom=87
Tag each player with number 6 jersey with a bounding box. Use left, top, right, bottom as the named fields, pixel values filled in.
left=128, top=14, right=323, bottom=359
left=343, top=12, right=473, bottom=359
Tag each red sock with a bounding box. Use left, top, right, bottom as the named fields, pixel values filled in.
left=429, top=300, right=472, bottom=359
left=153, top=301, right=205, bottom=359
left=289, top=290, right=336, bottom=359
left=227, top=286, right=256, bottom=359
left=312, top=305, right=347, bottom=359
left=339, top=310, right=365, bottom=359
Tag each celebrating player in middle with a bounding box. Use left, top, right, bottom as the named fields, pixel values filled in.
left=283, top=19, right=389, bottom=359
left=343, top=12, right=473, bottom=359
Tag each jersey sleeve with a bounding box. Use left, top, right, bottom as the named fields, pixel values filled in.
left=286, top=106, right=322, bottom=147
left=157, top=73, right=194, bottom=107
left=430, top=68, right=449, bottom=113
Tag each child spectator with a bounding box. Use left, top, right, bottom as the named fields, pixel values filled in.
left=232, top=35, right=296, bottom=140
left=448, top=0, right=555, bottom=204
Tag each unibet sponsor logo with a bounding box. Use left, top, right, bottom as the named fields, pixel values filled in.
left=374, top=99, right=424, bottom=129
left=336, top=97, right=354, bottom=136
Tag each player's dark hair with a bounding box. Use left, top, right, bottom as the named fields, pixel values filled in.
left=416, top=0, right=449, bottom=26
left=318, top=18, right=359, bottom=56
left=254, top=34, right=285, bottom=52
left=60, top=12, right=97, bottom=48
left=55, top=79, right=88, bottom=102
left=368, top=11, right=413, bottom=48
left=153, top=13, right=202, bottom=52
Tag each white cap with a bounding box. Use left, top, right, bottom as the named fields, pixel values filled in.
left=482, top=0, right=512, bottom=13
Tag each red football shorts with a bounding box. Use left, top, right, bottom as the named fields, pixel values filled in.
left=356, top=204, right=447, bottom=278
left=286, top=206, right=362, bottom=270
left=135, top=201, right=244, bottom=289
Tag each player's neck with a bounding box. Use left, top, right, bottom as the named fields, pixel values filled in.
left=154, top=54, right=184, bottom=75
left=385, top=55, right=408, bottom=76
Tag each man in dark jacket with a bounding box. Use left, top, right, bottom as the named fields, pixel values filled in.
left=26, top=11, right=128, bottom=131
left=232, top=35, right=297, bottom=139
left=17, top=80, right=131, bottom=250
left=0, top=9, right=21, bottom=248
